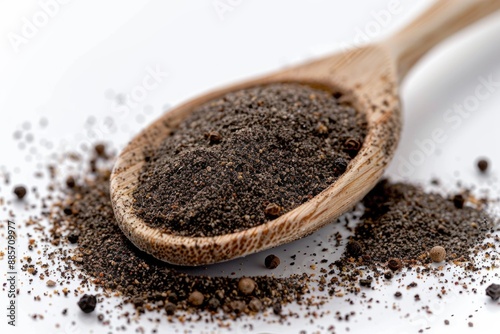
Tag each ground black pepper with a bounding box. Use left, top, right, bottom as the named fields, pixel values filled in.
left=133, top=83, right=367, bottom=237
left=6, top=117, right=499, bottom=332
left=50, top=161, right=307, bottom=317
left=347, top=180, right=493, bottom=263
left=67, top=232, right=79, bottom=244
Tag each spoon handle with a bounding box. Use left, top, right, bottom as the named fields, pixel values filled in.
left=384, top=0, right=500, bottom=80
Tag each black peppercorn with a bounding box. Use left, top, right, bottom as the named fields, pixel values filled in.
left=486, top=283, right=500, bottom=301
left=13, top=186, right=27, bottom=200
left=265, top=254, right=281, bottom=269
left=94, top=144, right=106, bottom=157
left=165, top=302, right=176, bottom=315
left=388, top=258, right=403, bottom=271
left=77, top=294, right=97, bottom=313
left=66, top=176, right=76, bottom=188
left=477, top=159, right=488, bottom=172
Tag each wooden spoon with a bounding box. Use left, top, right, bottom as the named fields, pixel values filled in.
left=111, top=0, right=500, bottom=266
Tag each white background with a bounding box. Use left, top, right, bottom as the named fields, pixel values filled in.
left=1, top=1, right=500, bottom=333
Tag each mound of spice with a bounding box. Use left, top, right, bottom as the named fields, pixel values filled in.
left=133, top=83, right=367, bottom=237
left=8, top=116, right=499, bottom=332
left=54, top=155, right=308, bottom=317
left=10, top=139, right=498, bottom=332
left=58, top=154, right=496, bottom=320
left=344, top=180, right=494, bottom=263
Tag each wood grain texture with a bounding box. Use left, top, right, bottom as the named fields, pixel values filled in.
left=384, top=0, right=500, bottom=79
left=110, top=0, right=500, bottom=266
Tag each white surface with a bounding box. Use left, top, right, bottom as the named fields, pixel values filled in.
left=1, top=1, right=500, bottom=333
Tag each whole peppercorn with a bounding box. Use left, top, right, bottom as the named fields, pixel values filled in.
left=265, top=254, right=281, bottom=269
left=165, top=302, right=176, bottom=315
left=188, top=291, right=204, bottom=306
left=13, top=186, right=27, bottom=200
left=485, top=283, right=500, bottom=301
left=66, top=176, right=76, bottom=188
left=94, top=144, right=106, bottom=157
left=384, top=271, right=393, bottom=280
left=429, top=246, right=446, bottom=263
left=346, top=240, right=363, bottom=257
left=477, top=159, right=489, bottom=173
left=77, top=294, right=97, bottom=313
left=387, top=258, right=403, bottom=271
left=238, top=277, right=256, bottom=295
left=452, top=194, right=465, bottom=209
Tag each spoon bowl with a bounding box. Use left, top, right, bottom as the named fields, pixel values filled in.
left=111, top=0, right=500, bottom=265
